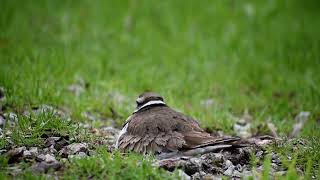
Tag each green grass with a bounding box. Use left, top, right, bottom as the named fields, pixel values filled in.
left=0, top=0, right=320, bottom=178
left=0, top=149, right=176, bottom=179
left=64, top=149, right=177, bottom=179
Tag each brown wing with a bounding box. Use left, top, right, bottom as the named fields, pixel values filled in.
left=163, top=107, right=241, bottom=149
left=117, top=106, right=239, bottom=154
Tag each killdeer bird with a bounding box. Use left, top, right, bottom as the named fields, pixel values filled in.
left=116, top=92, right=241, bottom=155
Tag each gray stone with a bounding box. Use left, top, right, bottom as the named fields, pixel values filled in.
left=44, top=137, right=61, bottom=147
left=232, top=170, right=242, bottom=178
left=31, top=161, right=61, bottom=173
left=223, top=166, right=234, bottom=176
left=7, top=146, right=26, bottom=163
left=36, top=154, right=46, bottom=162
left=59, top=143, right=88, bottom=157
left=78, top=151, right=87, bottom=157
left=8, top=113, right=18, bottom=120
left=44, top=154, right=57, bottom=163
left=36, top=154, right=57, bottom=163
left=271, top=163, right=279, bottom=171
left=184, top=158, right=202, bottom=175
left=271, top=154, right=281, bottom=164
left=23, top=150, right=32, bottom=159
left=191, top=171, right=206, bottom=180
left=271, top=152, right=277, bottom=159
left=256, top=151, right=263, bottom=158
left=256, top=165, right=263, bottom=172
left=223, top=160, right=236, bottom=177
left=43, top=145, right=57, bottom=154
left=55, top=138, right=69, bottom=150
left=224, top=160, right=234, bottom=169
left=29, top=147, right=38, bottom=156
left=0, top=114, right=5, bottom=126
left=236, top=164, right=243, bottom=172
left=4, top=112, right=18, bottom=126
left=67, top=143, right=87, bottom=154
left=43, top=136, right=68, bottom=151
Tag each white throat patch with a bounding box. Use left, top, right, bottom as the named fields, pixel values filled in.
left=134, top=100, right=165, bottom=113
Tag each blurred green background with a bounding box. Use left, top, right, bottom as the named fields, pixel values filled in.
left=1, top=0, right=320, bottom=140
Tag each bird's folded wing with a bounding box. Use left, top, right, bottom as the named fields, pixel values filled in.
left=182, top=131, right=241, bottom=149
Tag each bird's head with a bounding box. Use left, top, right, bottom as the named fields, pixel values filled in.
left=135, top=92, right=165, bottom=112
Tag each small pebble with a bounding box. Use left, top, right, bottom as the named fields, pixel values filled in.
left=23, top=150, right=32, bottom=158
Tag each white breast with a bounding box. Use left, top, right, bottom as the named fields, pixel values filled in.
left=115, top=123, right=128, bottom=148
left=115, top=115, right=132, bottom=148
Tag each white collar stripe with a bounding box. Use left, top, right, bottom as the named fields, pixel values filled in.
left=134, top=100, right=165, bottom=113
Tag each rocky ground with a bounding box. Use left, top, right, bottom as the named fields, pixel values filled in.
left=0, top=87, right=316, bottom=179
left=0, top=118, right=295, bottom=179
left=0, top=119, right=300, bottom=179
left=156, top=139, right=291, bottom=179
